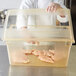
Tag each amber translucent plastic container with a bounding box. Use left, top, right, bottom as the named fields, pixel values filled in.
left=3, top=9, right=74, bottom=67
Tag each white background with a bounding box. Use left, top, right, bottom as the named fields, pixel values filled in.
left=0, top=0, right=21, bottom=10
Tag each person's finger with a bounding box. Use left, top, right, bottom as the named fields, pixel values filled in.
left=53, top=6, right=57, bottom=12
left=47, top=6, right=50, bottom=12
left=48, top=6, right=51, bottom=12
left=51, top=6, right=55, bottom=12
left=47, top=7, right=48, bottom=12
left=51, top=6, right=53, bottom=12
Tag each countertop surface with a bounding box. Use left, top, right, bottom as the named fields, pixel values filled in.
left=0, top=45, right=76, bottom=76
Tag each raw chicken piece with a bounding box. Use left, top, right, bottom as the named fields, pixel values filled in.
left=49, top=50, right=55, bottom=55
left=43, top=50, right=54, bottom=57
left=32, top=49, right=55, bottom=59
left=43, top=50, right=55, bottom=61
left=24, top=49, right=34, bottom=55
left=32, top=50, right=41, bottom=56
left=11, top=51, right=29, bottom=64
left=32, top=49, right=54, bottom=63
left=32, top=50, right=44, bottom=56
left=38, top=55, right=54, bottom=63
left=32, top=49, right=55, bottom=56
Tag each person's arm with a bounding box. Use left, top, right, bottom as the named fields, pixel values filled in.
left=47, top=0, right=66, bottom=12
left=16, top=11, right=27, bottom=29
left=53, top=0, right=66, bottom=8
left=16, top=0, right=35, bottom=29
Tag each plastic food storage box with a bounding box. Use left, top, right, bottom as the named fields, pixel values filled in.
left=3, top=9, right=74, bottom=67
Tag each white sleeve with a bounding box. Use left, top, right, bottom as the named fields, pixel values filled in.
left=53, top=0, right=66, bottom=8
left=20, top=0, right=34, bottom=9
left=16, top=11, right=28, bottom=29
left=16, top=0, right=35, bottom=29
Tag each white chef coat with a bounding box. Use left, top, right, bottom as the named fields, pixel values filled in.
left=16, top=0, right=66, bottom=29
left=20, top=0, right=65, bottom=9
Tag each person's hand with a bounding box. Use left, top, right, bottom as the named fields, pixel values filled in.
left=47, top=2, right=62, bottom=12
